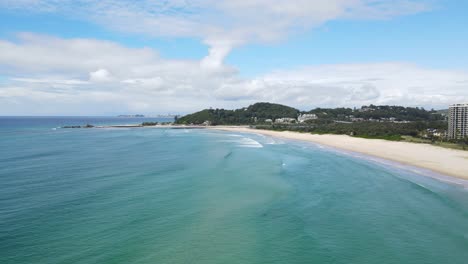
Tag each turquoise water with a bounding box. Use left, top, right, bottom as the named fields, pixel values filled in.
left=1, top=118, right=468, bottom=264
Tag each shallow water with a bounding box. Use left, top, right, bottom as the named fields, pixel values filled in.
left=1, top=117, right=468, bottom=264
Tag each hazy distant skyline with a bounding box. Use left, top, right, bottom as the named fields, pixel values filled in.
left=0, top=0, right=467, bottom=115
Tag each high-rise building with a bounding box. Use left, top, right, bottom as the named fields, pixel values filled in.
left=448, top=103, right=468, bottom=139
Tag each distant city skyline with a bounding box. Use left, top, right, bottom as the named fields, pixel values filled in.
left=0, top=0, right=467, bottom=115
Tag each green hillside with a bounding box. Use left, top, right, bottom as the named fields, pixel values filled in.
left=307, top=105, right=445, bottom=121
left=176, top=102, right=299, bottom=125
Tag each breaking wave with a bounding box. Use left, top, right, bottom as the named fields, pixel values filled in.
left=237, top=137, right=263, bottom=148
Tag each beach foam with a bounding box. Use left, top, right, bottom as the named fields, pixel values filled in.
left=237, top=137, right=263, bottom=148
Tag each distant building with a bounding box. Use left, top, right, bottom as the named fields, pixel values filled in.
left=359, top=106, right=374, bottom=112
left=275, top=118, right=296, bottom=124
left=448, top=103, right=468, bottom=139
left=117, top=114, right=145, bottom=118
left=334, top=121, right=352, bottom=124
left=425, top=128, right=446, bottom=138
left=297, top=114, right=318, bottom=123
left=393, top=120, right=411, bottom=124
left=265, top=119, right=273, bottom=123
left=350, top=117, right=365, bottom=122
left=202, top=120, right=212, bottom=126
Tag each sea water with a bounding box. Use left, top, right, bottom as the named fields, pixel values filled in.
left=1, top=117, right=468, bottom=264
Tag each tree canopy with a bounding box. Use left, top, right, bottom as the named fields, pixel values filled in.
left=176, top=102, right=299, bottom=125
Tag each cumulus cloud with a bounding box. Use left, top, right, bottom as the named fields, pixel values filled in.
left=89, top=69, right=113, bottom=82
left=0, top=34, right=467, bottom=115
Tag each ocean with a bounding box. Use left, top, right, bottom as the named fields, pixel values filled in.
left=1, top=117, right=468, bottom=264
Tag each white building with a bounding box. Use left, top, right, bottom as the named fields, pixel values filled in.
left=350, top=117, right=365, bottom=122
left=275, top=118, right=296, bottom=124
left=297, top=114, right=318, bottom=123
left=448, top=103, right=468, bottom=139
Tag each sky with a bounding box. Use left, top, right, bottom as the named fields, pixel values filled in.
left=0, top=0, right=467, bottom=115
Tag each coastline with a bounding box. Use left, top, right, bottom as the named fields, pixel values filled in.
left=208, top=126, right=468, bottom=182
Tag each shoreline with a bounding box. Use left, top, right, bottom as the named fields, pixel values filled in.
left=208, top=126, right=468, bottom=182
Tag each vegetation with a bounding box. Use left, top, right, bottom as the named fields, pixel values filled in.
left=402, top=136, right=468, bottom=151
left=255, top=121, right=437, bottom=139
left=141, top=122, right=159, bottom=126
left=63, top=124, right=94, bottom=128
left=176, top=102, right=299, bottom=125
left=177, top=103, right=445, bottom=125
left=306, top=105, right=445, bottom=121
left=176, top=102, right=465, bottom=149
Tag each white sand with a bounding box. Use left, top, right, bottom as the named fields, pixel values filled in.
left=210, top=126, right=468, bottom=181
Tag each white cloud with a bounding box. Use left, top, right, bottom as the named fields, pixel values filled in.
left=0, top=33, right=158, bottom=74
left=0, top=34, right=467, bottom=115
left=0, top=0, right=432, bottom=65
left=12, top=78, right=89, bottom=85
left=89, top=69, right=113, bottom=82
left=0, top=1, right=461, bottom=115
left=248, top=63, right=468, bottom=109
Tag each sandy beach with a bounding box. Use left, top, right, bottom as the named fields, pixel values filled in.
left=209, top=126, right=468, bottom=181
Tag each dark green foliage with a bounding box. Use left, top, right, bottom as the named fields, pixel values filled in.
left=245, top=102, right=299, bottom=119
left=254, top=121, right=445, bottom=140
left=176, top=102, right=299, bottom=125
left=307, top=105, right=445, bottom=121
left=63, top=124, right=94, bottom=128
left=177, top=102, right=445, bottom=125
left=175, top=109, right=218, bottom=125
left=355, top=134, right=403, bottom=141
left=449, top=137, right=468, bottom=145
left=141, top=122, right=158, bottom=126
left=176, top=102, right=457, bottom=144
left=307, top=107, right=354, bottom=120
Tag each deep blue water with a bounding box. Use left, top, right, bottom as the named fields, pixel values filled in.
left=1, top=117, right=468, bottom=264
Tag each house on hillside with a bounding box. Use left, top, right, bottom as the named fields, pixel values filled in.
left=298, top=114, right=318, bottom=123
left=275, top=118, right=296, bottom=124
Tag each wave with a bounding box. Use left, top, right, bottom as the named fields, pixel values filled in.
left=238, top=137, right=263, bottom=148
left=227, top=134, right=243, bottom=137
left=265, top=138, right=284, bottom=145
left=217, top=134, right=263, bottom=148
left=255, top=133, right=284, bottom=145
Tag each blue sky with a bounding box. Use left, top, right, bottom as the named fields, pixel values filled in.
left=228, top=7, right=468, bottom=76
left=0, top=10, right=209, bottom=59
left=0, top=0, right=467, bottom=115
